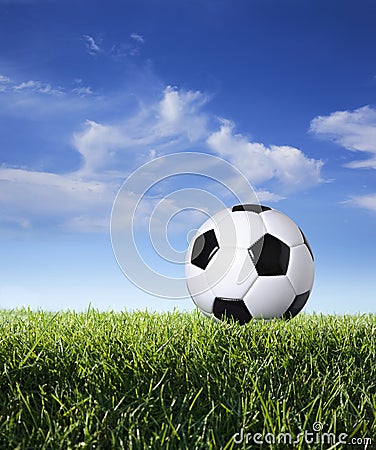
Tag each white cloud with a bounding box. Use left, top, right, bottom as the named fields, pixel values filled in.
left=130, top=33, right=145, bottom=44
left=157, top=86, right=209, bottom=141
left=60, top=215, right=111, bottom=233
left=310, top=105, right=376, bottom=169
left=310, top=105, right=376, bottom=213
left=0, top=167, right=114, bottom=212
left=73, top=120, right=126, bottom=175
left=344, top=193, right=376, bottom=213
left=0, top=86, right=212, bottom=232
left=207, top=119, right=323, bottom=191
left=0, top=74, right=97, bottom=115
left=1, top=85, right=324, bottom=232
left=13, top=80, right=40, bottom=91
left=255, top=190, right=285, bottom=202
left=83, top=34, right=102, bottom=55
left=71, top=86, right=93, bottom=97
left=73, top=86, right=210, bottom=177
left=13, top=79, right=64, bottom=96
left=0, top=74, right=11, bottom=84
left=0, top=166, right=118, bottom=232
left=82, top=34, right=144, bottom=60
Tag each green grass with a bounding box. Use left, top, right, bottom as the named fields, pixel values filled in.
left=0, top=309, right=375, bottom=449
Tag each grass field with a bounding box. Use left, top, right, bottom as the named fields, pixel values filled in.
left=0, top=309, right=375, bottom=449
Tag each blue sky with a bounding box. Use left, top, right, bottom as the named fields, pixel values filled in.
left=1, top=0, right=375, bottom=314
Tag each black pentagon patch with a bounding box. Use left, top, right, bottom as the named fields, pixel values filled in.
left=213, top=297, right=252, bottom=325
left=299, top=228, right=314, bottom=261
left=250, top=233, right=290, bottom=276
left=282, top=290, right=310, bottom=319
left=191, top=229, right=219, bottom=270
left=232, top=204, right=271, bottom=213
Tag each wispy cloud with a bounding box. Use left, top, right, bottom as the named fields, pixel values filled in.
left=344, top=193, right=376, bottom=213
left=0, top=86, right=211, bottom=232
left=207, top=119, right=323, bottom=191
left=130, top=33, right=145, bottom=44
left=13, top=79, right=65, bottom=96
left=0, top=73, right=95, bottom=100
left=310, top=105, right=376, bottom=169
left=71, top=86, right=93, bottom=97
left=83, top=34, right=102, bottom=55
left=0, top=74, right=12, bottom=92
left=73, top=86, right=210, bottom=176
left=82, top=33, right=145, bottom=60
left=0, top=166, right=116, bottom=232
left=0, top=85, right=323, bottom=232
left=311, top=105, right=376, bottom=214
left=0, top=74, right=11, bottom=84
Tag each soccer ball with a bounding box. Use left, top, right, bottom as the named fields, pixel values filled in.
left=185, top=204, right=314, bottom=323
